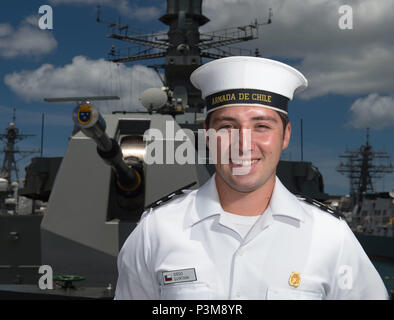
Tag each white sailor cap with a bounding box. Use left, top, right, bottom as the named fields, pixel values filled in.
left=190, top=56, right=308, bottom=115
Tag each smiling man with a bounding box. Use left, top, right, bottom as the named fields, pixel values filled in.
left=115, top=56, right=388, bottom=300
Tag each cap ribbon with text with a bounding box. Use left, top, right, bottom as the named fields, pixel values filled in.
left=206, top=88, right=289, bottom=114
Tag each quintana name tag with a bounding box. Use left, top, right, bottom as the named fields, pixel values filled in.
left=162, top=268, right=197, bottom=285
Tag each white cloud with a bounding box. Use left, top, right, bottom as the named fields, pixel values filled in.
left=0, top=15, right=57, bottom=58
left=347, top=94, right=394, bottom=129
left=201, top=0, right=394, bottom=99
left=4, top=56, right=163, bottom=113
left=49, top=0, right=162, bottom=21
left=0, top=24, right=12, bottom=37
left=132, top=5, right=162, bottom=21
left=299, top=45, right=394, bottom=99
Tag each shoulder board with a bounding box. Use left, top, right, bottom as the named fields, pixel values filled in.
left=296, top=195, right=345, bottom=219
left=144, top=181, right=197, bottom=210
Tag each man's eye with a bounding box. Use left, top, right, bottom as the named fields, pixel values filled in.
left=218, top=124, right=233, bottom=129
left=257, top=124, right=269, bottom=129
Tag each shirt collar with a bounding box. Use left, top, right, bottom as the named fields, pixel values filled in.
left=188, top=174, right=224, bottom=226
left=188, top=174, right=305, bottom=227
left=269, top=176, right=305, bottom=222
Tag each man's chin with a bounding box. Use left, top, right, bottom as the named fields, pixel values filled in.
left=226, top=178, right=263, bottom=193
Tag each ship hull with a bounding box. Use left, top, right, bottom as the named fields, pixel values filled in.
left=356, top=234, right=394, bottom=261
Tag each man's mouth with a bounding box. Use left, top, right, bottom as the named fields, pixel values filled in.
left=230, top=158, right=260, bottom=166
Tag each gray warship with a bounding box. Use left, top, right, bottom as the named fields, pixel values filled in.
left=327, top=129, right=394, bottom=295
left=0, top=0, right=348, bottom=299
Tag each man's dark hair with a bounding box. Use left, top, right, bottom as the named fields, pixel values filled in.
left=204, top=110, right=289, bottom=136
left=277, top=111, right=289, bottom=135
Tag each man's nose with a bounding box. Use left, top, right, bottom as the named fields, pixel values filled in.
left=234, top=128, right=253, bottom=155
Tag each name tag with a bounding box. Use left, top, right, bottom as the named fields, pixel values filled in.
left=162, top=268, right=197, bottom=285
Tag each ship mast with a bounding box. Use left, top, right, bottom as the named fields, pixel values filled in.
left=337, top=128, right=393, bottom=207
left=0, top=108, right=40, bottom=214
left=98, top=0, right=272, bottom=114
left=0, top=108, right=39, bottom=184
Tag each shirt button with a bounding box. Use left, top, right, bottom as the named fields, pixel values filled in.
left=238, top=249, right=244, bottom=256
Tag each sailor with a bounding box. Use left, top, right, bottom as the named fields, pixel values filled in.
left=115, top=56, right=389, bottom=300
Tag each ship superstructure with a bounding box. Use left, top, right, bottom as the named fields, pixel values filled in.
left=99, top=0, right=272, bottom=114
left=336, top=129, right=393, bottom=235
left=0, top=108, right=39, bottom=215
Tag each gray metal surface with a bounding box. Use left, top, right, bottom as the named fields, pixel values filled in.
left=0, top=284, right=114, bottom=300
left=42, top=137, right=117, bottom=256
left=277, top=160, right=328, bottom=201
left=18, top=157, right=63, bottom=201
left=41, top=229, right=118, bottom=287
left=0, top=215, right=42, bottom=284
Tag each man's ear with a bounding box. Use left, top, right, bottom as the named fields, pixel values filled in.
left=282, top=122, right=291, bottom=150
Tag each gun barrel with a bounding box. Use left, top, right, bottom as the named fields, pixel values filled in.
left=72, top=103, right=141, bottom=192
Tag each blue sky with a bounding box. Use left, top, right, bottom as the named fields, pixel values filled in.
left=0, top=0, right=393, bottom=195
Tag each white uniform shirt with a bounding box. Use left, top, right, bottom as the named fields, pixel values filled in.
left=115, top=175, right=389, bottom=300
left=220, top=211, right=260, bottom=239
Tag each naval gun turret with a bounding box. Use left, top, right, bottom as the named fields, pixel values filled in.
left=41, top=95, right=210, bottom=287
left=72, top=102, right=144, bottom=211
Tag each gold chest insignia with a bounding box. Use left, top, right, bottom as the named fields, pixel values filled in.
left=289, top=272, right=301, bottom=287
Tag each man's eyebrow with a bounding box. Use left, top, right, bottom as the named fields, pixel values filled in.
left=211, top=116, right=237, bottom=125
left=211, top=115, right=278, bottom=124
left=251, top=116, right=278, bottom=122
